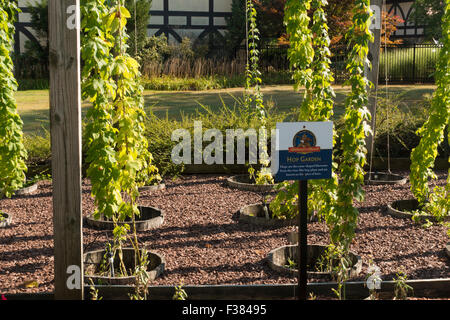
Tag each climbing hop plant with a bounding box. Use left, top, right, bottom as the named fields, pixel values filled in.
left=0, top=1, right=28, bottom=198
left=82, top=0, right=121, bottom=220
left=409, top=0, right=449, bottom=221
left=82, top=0, right=158, bottom=267
left=273, top=0, right=314, bottom=220
left=333, top=0, right=373, bottom=250
left=244, top=0, right=273, bottom=185
left=270, top=0, right=338, bottom=221
left=244, top=0, right=265, bottom=118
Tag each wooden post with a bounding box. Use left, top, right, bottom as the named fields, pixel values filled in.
left=49, top=0, right=83, bottom=299
left=365, top=0, right=382, bottom=160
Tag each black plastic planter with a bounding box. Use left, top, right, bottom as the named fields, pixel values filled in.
left=267, top=244, right=362, bottom=278
left=84, top=205, right=164, bottom=231
left=386, top=199, right=450, bottom=222
left=15, top=181, right=39, bottom=196
left=138, top=183, right=166, bottom=193
left=365, top=172, right=407, bottom=185
left=227, top=175, right=278, bottom=193
left=239, top=203, right=296, bottom=227
left=84, top=248, right=165, bottom=286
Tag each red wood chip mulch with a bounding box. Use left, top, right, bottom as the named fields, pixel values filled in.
left=0, top=171, right=448, bottom=296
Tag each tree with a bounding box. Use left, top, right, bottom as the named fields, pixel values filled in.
left=409, top=0, right=445, bottom=41
left=15, top=0, right=49, bottom=79
left=254, top=0, right=286, bottom=41
left=124, top=0, right=152, bottom=56
left=381, top=10, right=404, bottom=45
left=224, top=0, right=247, bottom=55
left=254, top=0, right=354, bottom=45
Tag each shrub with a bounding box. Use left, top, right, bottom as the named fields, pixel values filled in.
left=373, top=93, right=448, bottom=159
left=143, top=98, right=288, bottom=177
left=17, top=79, right=49, bottom=91
left=23, top=130, right=51, bottom=177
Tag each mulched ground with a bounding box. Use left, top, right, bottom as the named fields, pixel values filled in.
left=0, top=170, right=449, bottom=297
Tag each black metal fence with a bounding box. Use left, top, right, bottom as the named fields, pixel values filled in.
left=12, top=42, right=442, bottom=85
left=379, top=43, right=442, bottom=83
left=258, top=43, right=443, bottom=84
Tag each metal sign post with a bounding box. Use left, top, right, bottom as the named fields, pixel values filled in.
left=298, top=179, right=308, bottom=300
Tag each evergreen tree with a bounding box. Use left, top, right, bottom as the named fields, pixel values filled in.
left=125, top=0, right=152, bottom=56
left=224, top=0, right=246, bottom=56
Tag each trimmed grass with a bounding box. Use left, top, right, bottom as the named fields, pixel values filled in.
left=15, top=84, right=436, bottom=134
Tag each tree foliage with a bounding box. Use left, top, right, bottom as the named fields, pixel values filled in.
left=409, top=0, right=446, bottom=41
left=224, top=0, right=247, bottom=55
left=124, top=0, right=152, bottom=56
left=255, top=0, right=354, bottom=45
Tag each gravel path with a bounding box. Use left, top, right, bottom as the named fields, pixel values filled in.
left=0, top=171, right=449, bottom=295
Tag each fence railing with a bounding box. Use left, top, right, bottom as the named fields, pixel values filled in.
left=258, top=43, right=443, bottom=84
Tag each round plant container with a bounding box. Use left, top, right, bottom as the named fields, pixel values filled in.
left=267, top=244, right=362, bottom=278
left=15, top=181, right=39, bottom=196
left=84, top=248, right=165, bottom=285
left=0, top=212, right=12, bottom=228
left=85, top=205, right=164, bottom=231
left=287, top=231, right=297, bottom=245
left=239, top=203, right=296, bottom=227
left=386, top=199, right=449, bottom=222
left=138, top=183, right=166, bottom=193
left=365, top=172, right=407, bottom=185
left=227, top=175, right=277, bottom=193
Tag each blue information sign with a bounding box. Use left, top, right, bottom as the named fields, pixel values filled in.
left=273, top=122, right=333, bottom=182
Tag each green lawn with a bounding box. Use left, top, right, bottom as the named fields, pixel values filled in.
left=15, top=84, right=436, bottom=135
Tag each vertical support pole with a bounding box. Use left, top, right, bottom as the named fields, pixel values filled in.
left=163, top=0, right=169, bottom=40
left=49, top=0, right=83, bottom=300
left=298, top=180, right=308, bottom=300
left=412, top=43, right=416, bottom=83
left=365, top=0, right=382, bottom=160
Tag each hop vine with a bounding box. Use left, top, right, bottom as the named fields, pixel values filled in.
left=409, top=0, right=449, bottom=221
left=244, top=0, right=273, bottom=185
left=81, top=0, right=158, bottom=271
left=333, top=0, right=373, bottom=250
left=0, top=1, right=28, bottom=198
left=271, top=0, right=338, bottom=223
